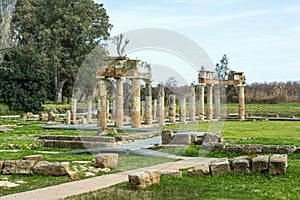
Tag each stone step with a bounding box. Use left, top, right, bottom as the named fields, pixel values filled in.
left=39, top=135, right=115, bottom=143
left=42, top=140, right=115, bottom=149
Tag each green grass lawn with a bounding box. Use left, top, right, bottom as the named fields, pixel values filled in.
left=0, top=103, right=300, bottom=199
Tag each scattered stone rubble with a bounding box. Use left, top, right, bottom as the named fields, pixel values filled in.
left=0, top=153, right=118, bottom=188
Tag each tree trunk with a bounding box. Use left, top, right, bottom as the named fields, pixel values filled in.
left=55, top=79, right=67, bottom=103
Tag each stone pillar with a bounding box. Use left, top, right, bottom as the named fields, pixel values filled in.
left=189, top=86, right=196, bottom=122
left=107, top=100, right=110, bottom=119
left=112, top=100, right=116, bottom=120
left=198, top=84, right=205, bottom=121
left=145, top=81, right=153, bottom=125
left=238, top=85, right=245, bottom=121
left=153, top=99, right=157, bottom=120
left=179, top=96, right=186, bottom=124
left=169, top=94, right=176, bottom=124
left=66, top=110, right=71, bottom=125
left=87, top=100, right=92, bottom=124
left=71, top=98, right=77, bottom=124
left=214, top=85, right=221, bottom=119
left=115, top=78, right=124, bottom=128
left=207, top=84, right=213, bottom=121
left=157, top=84, right=165, bottom=126
left=131, top=78, right=141, bottom=128
left=98, top=79, right=107, bottom=129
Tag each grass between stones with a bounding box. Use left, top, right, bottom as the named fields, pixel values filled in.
left=0, top=155, right=175, bottom=197
left=66, top=160, right=300, bottom=200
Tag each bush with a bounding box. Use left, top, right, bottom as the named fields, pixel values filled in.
left=182, top=144, right=200, bottom=157
left=0, top=50, right=49, bottom=113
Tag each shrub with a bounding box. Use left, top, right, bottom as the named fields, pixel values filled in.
left=182, top=144, right=200, bottom=157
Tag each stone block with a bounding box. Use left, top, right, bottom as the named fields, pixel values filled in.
left=203, top=132, right=223, bottom=144
left=252, top=155, right=269, bottom=173
left=33, top=161, right=70, bottom=176
left=23, top=155, right=44, bottom=162
left=232, top=156, right=251, bottom=173
left=243, top=144, right=263, bottom=154
left=160, top=170, right=182, bottom=177
left=262, top=145, right=278, bottom=154
left=128, top=171, right=160, bottom=189
left=0, top=126, right=9, bottom=133
left=202, top=142, right=225, bottom=151
left=94, top=153, right=118, bottom=168
left=2, top=160, right=35, bottom=175
left=278, top=145, right=296, bottom=154
left=225, top=145, right=243, bottom=153
left=187, top=163, right=210, bottom=176
left=269, top=154, right=288, bottom=175
left=170, top=133, right=196, bottom=145
left=161, top=130, right=175, bottom=144
left=209, top=158, right=230, bottom=176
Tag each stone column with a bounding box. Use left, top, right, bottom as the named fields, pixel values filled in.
left=98, top=79, right=107, bottom=129
left=157, top=84, right=165, bottom=126
left=198, top=84, right=205, bottom=121
left=238, top=85, right=245, bottom=121
left=153, top=99, right=157, bottom=120
left=145, top=81, right=153, bottom=125
left=71, top=98, right=77, bottom=124
left=112, top=100, right=116, bottom=120
left=207, top=84, right=213, bottom=121
left=115, top=78, right=124, bottom=128
left=179, top=96, right=186, bottom=124
left=87, top=100, right=92, bottom=124
left=131, top=78, right=141, bottom=128
left=107, top=100, right=110, bottom=118
left=141, top=101, right=145, bottom=121
left=169, top=94, right=176, bottom=124
left=214, top=85, right=221, bottom=119
left=66, top=110, right=71, bottom=125
left=189, top=86, right=196, bottom=122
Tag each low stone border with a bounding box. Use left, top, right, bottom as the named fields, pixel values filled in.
left=224, top=144, right=300, bottom=154
left=188, top=154, right=288, bottom=177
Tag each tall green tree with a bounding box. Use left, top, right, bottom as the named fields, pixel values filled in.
left=12, top=0, right=112, bottom=102
left=215, top=54, right=237, bottom=102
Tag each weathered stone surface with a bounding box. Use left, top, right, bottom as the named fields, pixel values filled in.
left=0, top=181, right=20, bottom=188
left=269, top=154, right=288, bottom=175
left=68, top=171, right=78, bottom=180
left=88, top=166, right=110, bottom=173
left=23, top=155, right=44, bottom=162
left=160, top=170, right=182, bottom=177
left=161, top=130, right=175, bottom=144
left=232, top=156, right=251, bottom=173
left=100, top=127, right=118, bottom=135
left=0, top=126, right=9, bottom=132
left=243, top=144, right=263, bottom=154
left=262, top=145, right=278, bottom=154
left=252, top=155, right=269, bottom=173
left=48, top=110, right=57, bottom=121
left=170, top=133, right=196, bottom=145
left=39, top=112, right=48, bottom=121
left=33, top=161, right=70, bottom=176
left=94, top=153, right=118, bottom=168
left=202, top=132, right=223, bottom=144
left=85, top=172, right=96, bottom=177
left=225, top=145, right=243, bottom=153
left=2, top=160, right=35, bottom=175
left=278, top=145, right=296, bottom=154
left=202, top=142, right=225, bottom=151
left=128, top=171, right=160, bottom=189
left=187, top=163, right=210, bottom=176
left=210, top=158, right=230, bottom=176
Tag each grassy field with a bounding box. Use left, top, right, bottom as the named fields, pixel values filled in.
left=0, top=102, right=300, bottom=199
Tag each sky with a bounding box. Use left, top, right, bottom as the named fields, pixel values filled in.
left=96, top=0, right=300, bottom=85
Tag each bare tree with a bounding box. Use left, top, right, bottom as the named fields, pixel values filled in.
left=112, top=33, right=129, bottom=56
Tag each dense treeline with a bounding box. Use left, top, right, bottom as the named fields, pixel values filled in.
left=0, top=0, right=112, bottom=112
left=245, top=81, right=300, bottom=104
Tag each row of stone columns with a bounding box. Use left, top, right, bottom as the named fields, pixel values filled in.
left=70, top=82, right=245, bottom=128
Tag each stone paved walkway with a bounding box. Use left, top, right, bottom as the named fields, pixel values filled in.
left=0, top=157, right=213, bottom=200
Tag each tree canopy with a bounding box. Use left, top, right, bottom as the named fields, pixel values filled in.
left=11, top=0, right=112, bottom=103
